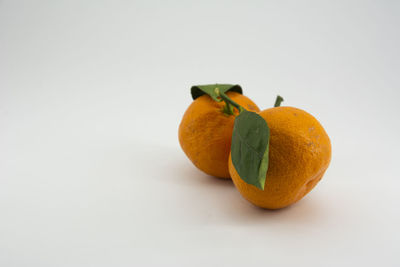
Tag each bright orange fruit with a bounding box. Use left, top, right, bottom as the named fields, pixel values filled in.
left=229, top=106, right=331, bottom=209
left=179, top=92, right=260, bottom=178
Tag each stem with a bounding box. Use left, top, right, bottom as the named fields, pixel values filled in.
left=222, top=98, right=234, bottom=115
left=274, top=95, right=284, bottom=107
left=218, top=91, right=244, bottom=113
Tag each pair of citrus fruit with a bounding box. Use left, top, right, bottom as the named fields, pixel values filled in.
left=178, top=86, right=331, bottom=209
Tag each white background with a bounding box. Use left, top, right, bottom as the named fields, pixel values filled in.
left=1, top=1, right=399, bottom=266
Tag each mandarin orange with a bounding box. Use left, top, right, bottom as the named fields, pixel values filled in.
left=229, top=106, right=331, bottom=208
left=179, top=92, right=259, bottom=178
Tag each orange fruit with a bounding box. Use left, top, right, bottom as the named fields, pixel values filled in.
left=229, top=106, right=331, bottom=209
left=179, top=91, right=260, bottom=178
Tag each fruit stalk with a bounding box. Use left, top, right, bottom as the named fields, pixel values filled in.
left=216, top=89, right=244, bottom=114
left=274, top=95, right=284, bottom=107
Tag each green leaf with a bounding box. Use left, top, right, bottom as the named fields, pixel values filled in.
left=191, top=84, right=242, bottom=102
left=231, top=111, right=270, bottom=190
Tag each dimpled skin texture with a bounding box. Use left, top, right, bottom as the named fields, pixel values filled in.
left=229, top=107, right=331, bottom=209
left=179, top=92, right=260, bottom=178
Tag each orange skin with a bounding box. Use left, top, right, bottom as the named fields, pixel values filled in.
left=179, top=92, right=260, bottom=178
left=229, top=107, right=331, bottom=209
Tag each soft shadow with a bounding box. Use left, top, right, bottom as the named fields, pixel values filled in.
left=143, top=143, right=327, bottom=226
left=222, top=194, right=326, bottom=226
left=172, top=158, right=326, bottom=226
left=171, top=159, right=234, bottom=188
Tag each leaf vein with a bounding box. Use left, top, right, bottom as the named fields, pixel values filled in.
left=235, top=129, right=265, bottom=159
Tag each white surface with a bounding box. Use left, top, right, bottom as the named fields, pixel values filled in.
left=1, top=1, right=400, bottom=266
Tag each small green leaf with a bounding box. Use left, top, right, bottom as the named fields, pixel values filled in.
left=191, top=84, right=242, bottom=101
left=231, top=111, right=270, bottom=190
